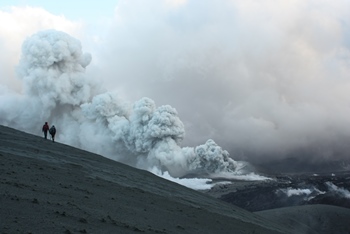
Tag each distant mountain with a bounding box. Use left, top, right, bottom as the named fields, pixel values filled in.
left=207, top=172, right=350, bottom=212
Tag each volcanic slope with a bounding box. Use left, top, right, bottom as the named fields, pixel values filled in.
left=0, top=125, right=348, bottom=234
left=0, top=125, right=288, bottom=234
left=257, top=205, right=350, bottom=234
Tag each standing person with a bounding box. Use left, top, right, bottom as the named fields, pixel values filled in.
left=42, top=122, right=49, bottom=139
left=49, top=125, right=56, bottom=142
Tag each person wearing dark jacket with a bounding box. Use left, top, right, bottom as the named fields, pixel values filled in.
left=49, top=125, right=56, bottom=142
left=42, top=122, right=49, bottom=139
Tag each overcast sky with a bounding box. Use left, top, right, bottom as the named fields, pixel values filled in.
left=1, top=0, right=350, bottom=164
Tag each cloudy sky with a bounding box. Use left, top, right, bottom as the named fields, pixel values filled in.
left=1, top=0, right=350, bottom=165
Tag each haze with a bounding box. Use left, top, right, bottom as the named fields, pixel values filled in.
left=1, top=0, right=350, bottom=168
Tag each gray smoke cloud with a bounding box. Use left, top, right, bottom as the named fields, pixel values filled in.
left=0, top=29, right=244, bottom=180
left=2, top=0, right=350, bottom=175
left=93, top=0, right=350, bottom=165
left=1, top=30, right=98, bottom=131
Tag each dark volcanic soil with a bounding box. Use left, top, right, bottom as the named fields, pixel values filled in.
left=0, top=125, right=289, bottom=234
left=2, top=125, right=350, bottom=234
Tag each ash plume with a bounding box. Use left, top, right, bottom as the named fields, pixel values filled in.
left=0, top=29, right=245, bottom=180
left=2, top=1, right=350, bottom=175
left=96, top=0, right=350, bottom=165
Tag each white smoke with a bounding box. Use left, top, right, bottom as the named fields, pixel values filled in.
left=210, top=172, right=271, bottom=181
left=2, top=1, right=350, bottom=170
left=281, top=188, right=313, bottom=197
left=326, top=182, right=350, bottom=199
left=81, top=91, right=242, bottom=178
left=0, top=30, right=98, bottom=133
left=18, top=29, right=93, bottom=107
left=277, top=187, right=326, bottom=202
left=277, top=182, right=350, bottom=201
left=94, top=0, right=350, bottom=164
left=0, top=29, right=255, bottom=187
left=150, top=167, right=214, bottom=190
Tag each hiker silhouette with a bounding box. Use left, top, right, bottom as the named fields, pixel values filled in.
left=42, top=122, right=49, bottom=139
left=49, top=125, right=56, bottom=142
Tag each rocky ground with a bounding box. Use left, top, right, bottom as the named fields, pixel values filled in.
left=1, top=125, right=350, bottom=234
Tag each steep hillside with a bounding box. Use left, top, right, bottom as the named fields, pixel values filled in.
left=2, top=125, right=350, bottom=234
left=0, top=125, right=288, bottom=234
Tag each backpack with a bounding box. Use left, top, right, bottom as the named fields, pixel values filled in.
left=49, top=126, right=56, bottom=135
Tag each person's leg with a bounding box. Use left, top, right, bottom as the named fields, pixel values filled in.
left=44, top=131, right=47, bottom=139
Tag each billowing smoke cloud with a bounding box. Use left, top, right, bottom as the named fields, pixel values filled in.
left=0, top=6, right=82, bottom=92
left=18, top=30, right=93, bottom=106
left=0, top=29, right=247, bottom=184
left=2, top=0, right=350, bottom=175
left=94, top=0, right=350, bottom=165
left=81, top=88, right=243, bottom=177
left=0, top=30, right=98, bottom=132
